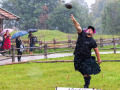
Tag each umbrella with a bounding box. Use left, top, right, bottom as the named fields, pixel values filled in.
left=11, top=31, right=28, bottom=39
left=27, top=29, right=38, bottom=33
left=1, top=29, right=13, bottom=34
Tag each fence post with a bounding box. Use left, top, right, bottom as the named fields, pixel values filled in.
left=119, top=37, right=120, bottom=45
left=11, top=45, right=15, bottom=62
left=53, top=38, right=56, bottom=49
left=39, top=40, right=42, bottom=53
left=68, top=34, right=71, bottom=48
left=44, top=44, right=47, bottom=59
left=100, top=37, right=103, bottom=47
left=113, top=38, right=116, bottom=54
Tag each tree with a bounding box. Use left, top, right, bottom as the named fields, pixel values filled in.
left=91, top=0, right=109, bottom=33
left=37, top=5, right=49, bottom=29
left=0, top=0, right=59, bottom=30
left=101, top=0, right=120, bottom=34
left=47, top=0, right=92, bottom=33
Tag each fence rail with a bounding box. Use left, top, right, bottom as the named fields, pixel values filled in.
left=1, top=37, right=120, bottom=63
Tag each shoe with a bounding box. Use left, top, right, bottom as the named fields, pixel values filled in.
left=84, top=85, right=88, bottom=88
left=84, top=76, right=91, bottom=88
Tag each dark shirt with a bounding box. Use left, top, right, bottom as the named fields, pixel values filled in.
left=30, top=37, right=35, bottom=45
left=74, top=31, right=97, bottom=58
left=28, top=33, right=32, bottom=38
left=16, top=38, right=22, bottom=48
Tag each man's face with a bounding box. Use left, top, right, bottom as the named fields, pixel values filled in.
left=86, top=28, right=94, bottom=36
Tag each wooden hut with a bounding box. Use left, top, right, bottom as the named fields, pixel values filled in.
left=0, top=8, right=20, bottom=32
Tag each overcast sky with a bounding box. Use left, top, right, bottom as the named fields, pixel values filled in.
left=65, top=0, right=95, bottom=8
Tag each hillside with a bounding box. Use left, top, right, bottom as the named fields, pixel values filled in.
left=10, top=30, right=120, bottom=41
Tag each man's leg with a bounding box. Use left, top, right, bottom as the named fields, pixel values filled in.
left=17, top=50, right=21, bottom=62
left=84, top=75, right=91, bottom=88
left=19, top=51, right=22, bottom=62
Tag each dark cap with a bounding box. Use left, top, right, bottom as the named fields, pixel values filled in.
left=88, top=26, right=95, bottom=32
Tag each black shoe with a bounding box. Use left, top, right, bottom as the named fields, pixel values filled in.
left=84, top=76, right=91, bottom=88
left=84, top=85, right=88, bottom=88
left=18, top=57, right=21, bottom=62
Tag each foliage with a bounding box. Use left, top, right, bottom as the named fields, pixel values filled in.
left=37, top=5, right=49, bottom=29
left=91, top=0, right=120, bottom=35
left=91, top=0, right=109, bottom=33
left=47, top=0, right=92, bottom=33
left=101, top=0, right=120, bottom=34
left=0, top=0, right=59, bottom=30
left=0, top=0, right=92, bottom=33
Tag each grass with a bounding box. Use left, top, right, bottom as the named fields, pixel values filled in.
left=10, top=30, right=120, bottom=41
left=0, top=62, right=120, bottom=90
left=3, top=30, right=119, bottom=90
left=10, top=30, right=78, bottom=41
left=93, top=34, right=120, bottom=39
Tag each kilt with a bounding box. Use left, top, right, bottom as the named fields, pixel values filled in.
left=74, top=55, right=101, bottom=75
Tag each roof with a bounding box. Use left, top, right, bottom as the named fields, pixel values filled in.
left=0, top=8, right=20, bottom=20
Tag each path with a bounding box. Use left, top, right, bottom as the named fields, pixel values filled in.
left=0, top=51, right=120, bottom=65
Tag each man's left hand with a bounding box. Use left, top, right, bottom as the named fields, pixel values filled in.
left=97, top=60, right=102, bottom=65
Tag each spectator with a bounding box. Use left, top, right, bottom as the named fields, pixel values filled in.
left=28, top=32, right=32, bottom=53
left=29, top=34, right=35, bottom=54
left=2, top=30, right=11, bottom=55
left=0, top=32, right=4, bottom=55
left=28, top=32, right=32, bottom=39
left=0, top=34, right=3, bottom=47
left=16, top=36, right=22, bottom=62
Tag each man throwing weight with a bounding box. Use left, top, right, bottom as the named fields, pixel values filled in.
left=70, top=14, right=101, bottom=88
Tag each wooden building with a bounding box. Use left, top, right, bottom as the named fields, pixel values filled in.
left=0, top=8, right=20, bottom=32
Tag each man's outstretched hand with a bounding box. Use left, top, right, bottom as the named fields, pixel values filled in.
left=70, top=14, right=75, bottom=21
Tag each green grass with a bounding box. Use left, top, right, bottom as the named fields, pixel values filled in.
left=10, top=30, right=78, bottom=41
left=93, top=34, right=120, bottom=39
left=0, top=62, right=120, bottom=90
left=32, top=47, right=73, bottom=54
left=10, top=30, right=120, bottom=41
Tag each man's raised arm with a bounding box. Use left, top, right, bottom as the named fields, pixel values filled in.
left=70, top=14, right=82, bottom=33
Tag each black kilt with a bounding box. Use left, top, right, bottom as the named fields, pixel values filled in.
left=74, top=55, right=101, bottom=75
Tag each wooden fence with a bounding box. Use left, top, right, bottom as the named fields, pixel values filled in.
left=1, top=37, right=120, bottom=63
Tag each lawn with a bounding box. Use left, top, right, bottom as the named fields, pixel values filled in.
left=10, top=30, right=120, bottom=41
left=0, top=62, right=119, bottom=90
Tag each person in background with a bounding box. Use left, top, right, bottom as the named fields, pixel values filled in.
left=28, top=32, right=32, bottom=53
left=0, top=29, right=4, bottom=55
left=0, top=33, right=3, bottom=51
left=16, top=36, right=22, bottom=62
left=28, top=32, right=32, bottom=38
left=0, top=33, right=3, bottom=47
left=2, top=30, right=11, bottom=55
left=70, top=14, right=101, bottom=88
left=29, top=34, right=35, bottom=54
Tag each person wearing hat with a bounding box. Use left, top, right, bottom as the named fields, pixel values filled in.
left=70, top=14, right=101, bottom=88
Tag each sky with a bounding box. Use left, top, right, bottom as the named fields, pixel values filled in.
left=65, top=0, right=95, bottom=8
